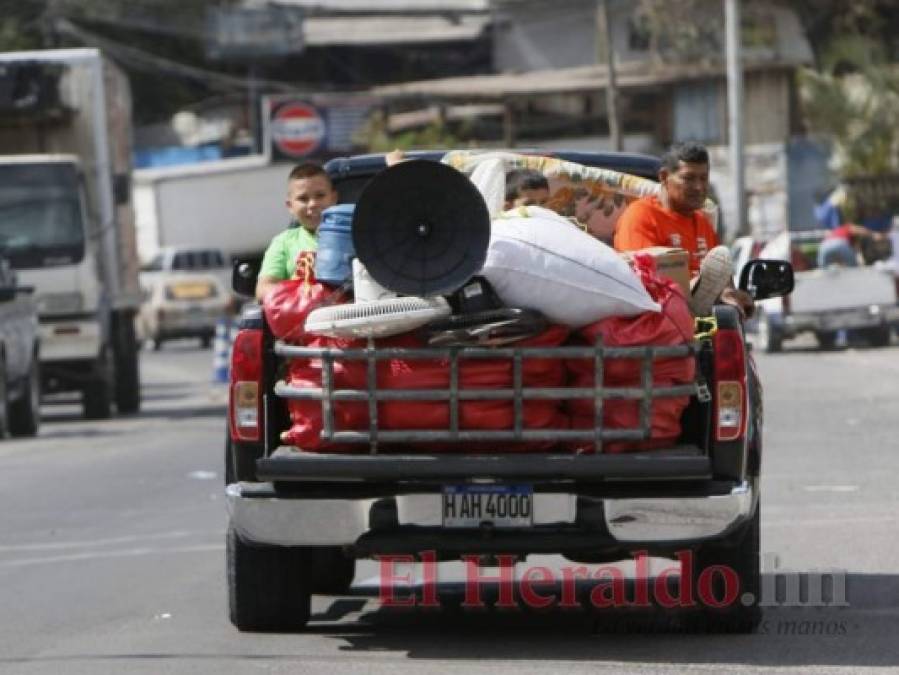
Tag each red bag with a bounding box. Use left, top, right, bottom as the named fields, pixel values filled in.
left=377, top=326, right=570, bottom=452
left=282, top=336, right=370, bottom=451
left=567, top=254, right=695, bottom=453
left=261, top=252, right=366, bottom=450
left=263, top=251, right=345, bottom=342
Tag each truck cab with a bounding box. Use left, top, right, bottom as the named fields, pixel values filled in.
left=0, top=49, right=142, bottom=419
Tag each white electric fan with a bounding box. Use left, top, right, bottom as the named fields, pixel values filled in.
left=304, top=296, right=451, bottom=339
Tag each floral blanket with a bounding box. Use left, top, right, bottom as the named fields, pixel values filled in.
left=443, top=150, right=661, bottom=243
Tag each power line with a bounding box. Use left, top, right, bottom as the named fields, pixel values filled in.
left=54, top=18, right=304, bottom=93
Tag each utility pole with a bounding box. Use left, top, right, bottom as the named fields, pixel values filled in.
left=597, top=0, right=622, bottom=151
left=725, top=0, right=747, bottom=238
left=247, top=62, right=261, bottom=155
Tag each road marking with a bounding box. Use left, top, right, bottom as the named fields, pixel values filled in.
left=802, top=485, right=860, bottom=492
left=0, top=543, right=223, bottom=567
left=187, top=470, right=217, bottom=480
left=0, top=530, right=219, bottom=552
left=767, top=514, right=897, bottom=527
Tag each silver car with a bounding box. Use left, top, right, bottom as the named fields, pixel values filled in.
left=138, top=272, right=231, bottom=350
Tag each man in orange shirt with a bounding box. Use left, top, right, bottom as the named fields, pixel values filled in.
left=614, top=142, right=753, bottom=317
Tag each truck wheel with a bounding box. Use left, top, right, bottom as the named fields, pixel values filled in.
left=815, top=331, right=837, bottom=350
left=227, top=525, right=311, bottom=632
left=862, top=326, right=891, bottom=347
left=113, top=314, right=141, bottom=414
left=83, top=346, right=113, bottom=420
left=756, top=310, right=782, bottom=353
left=0, top=356, right=8, bottom=437
left=307, top=548, right=356, bottom=595
left=8, top=353, right=40, bottom=437
left=687, top=504, right=761, bottom=633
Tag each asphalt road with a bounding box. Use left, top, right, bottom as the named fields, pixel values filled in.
left=0, top=334, right=897, bottom=674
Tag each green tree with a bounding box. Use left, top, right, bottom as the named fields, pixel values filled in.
left=0, top=0, right=47, bottom=51
left=798, top=35, right=899, bottom=178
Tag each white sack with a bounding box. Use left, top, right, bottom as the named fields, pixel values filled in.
left=481, top=213, right=659, bottom=327
left=468, top=157, right=506, bottom=219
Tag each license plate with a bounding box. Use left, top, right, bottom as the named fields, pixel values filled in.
left=442, top=484, right=533, bottom=528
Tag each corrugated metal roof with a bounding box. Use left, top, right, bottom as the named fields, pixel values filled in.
left=264, top=0, right=489, bottom=11
left=372, top=60, right=801, bottom=100
left=304, top=14, right=490, bottom=45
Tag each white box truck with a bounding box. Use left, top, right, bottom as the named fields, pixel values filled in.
left=0, top=49, right=141, bottom=419
left=133, top=155, right=292, bottom=269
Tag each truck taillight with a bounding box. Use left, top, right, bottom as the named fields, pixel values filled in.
left=229, top=329, right=263, bottom=442
left=713, top=328, right=746, bottom=442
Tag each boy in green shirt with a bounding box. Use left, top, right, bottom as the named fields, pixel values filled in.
left=255, top=163, right=338, bottom=301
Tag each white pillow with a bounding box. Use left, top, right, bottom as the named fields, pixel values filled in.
left=481, top=213, right=659, bottom=327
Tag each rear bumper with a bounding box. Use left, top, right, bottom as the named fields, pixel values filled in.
left=151, top=307, right=224, bottom=338
left=225, top=480, right=754, bottom=552
left=38, top=316, right=102, bottom=361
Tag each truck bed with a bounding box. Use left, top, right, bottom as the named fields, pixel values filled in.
left=791, top=265, right=896, bottom=312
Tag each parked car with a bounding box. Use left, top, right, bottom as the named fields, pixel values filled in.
left=0, top=254, right=40, bottom=438
left=137, top=272, right=230, bottom=350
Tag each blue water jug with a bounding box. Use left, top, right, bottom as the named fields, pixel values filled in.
left=315, top=204, right=355, bottom=284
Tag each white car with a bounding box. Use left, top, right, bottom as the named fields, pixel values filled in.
left=140, top=246, right=232, bottom=294
left=137, top=273, right=230, bottom=350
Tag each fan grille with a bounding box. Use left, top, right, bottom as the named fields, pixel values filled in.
left=305, top=297, right=451, bottom=338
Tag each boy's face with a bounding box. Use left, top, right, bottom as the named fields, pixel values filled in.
left=286, top=175, right=337, bottom=231
left=513, top=186, right=550, bottom=208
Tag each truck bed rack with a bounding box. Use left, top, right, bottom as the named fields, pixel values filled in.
left=271, top=339, right=701, bottom=455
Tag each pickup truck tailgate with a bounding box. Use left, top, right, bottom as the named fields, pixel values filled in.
left=257, top=446, right=711, bottom=482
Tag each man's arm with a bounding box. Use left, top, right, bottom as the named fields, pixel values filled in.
left=719, top=284, right=754, bottom=320
left=255, top=275, right=283, bottom=302
left=254, top=234, right=289, bottom=301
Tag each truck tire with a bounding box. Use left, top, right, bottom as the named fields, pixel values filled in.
left=307, top=548, right=356, bottom=595
left=227, top=525, right=311, bottom=632
left=687, top=504, right=761, bottom=633
left=0, top=356, right=8, bottom=437
left=756, top=309, right=782, bottom=353
left=113, top=313, right=141, bottom=414
left=8, top=353, right=40, bottom=437
left=83, top=346, right=113, bottom=420
left=862, top=326, right=891, bottom=348
left=815, top=330, right=837, bottom=350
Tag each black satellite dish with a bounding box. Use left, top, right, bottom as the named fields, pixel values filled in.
left=352, top=160, right=491, bottom=297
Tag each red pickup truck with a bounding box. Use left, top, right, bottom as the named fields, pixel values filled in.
left=223, top=151, right=793, bottom=633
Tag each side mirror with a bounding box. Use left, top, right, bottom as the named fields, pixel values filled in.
left=232, top=258, right=259, bottom=298
left=739, top=258, right=794, bottom=300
